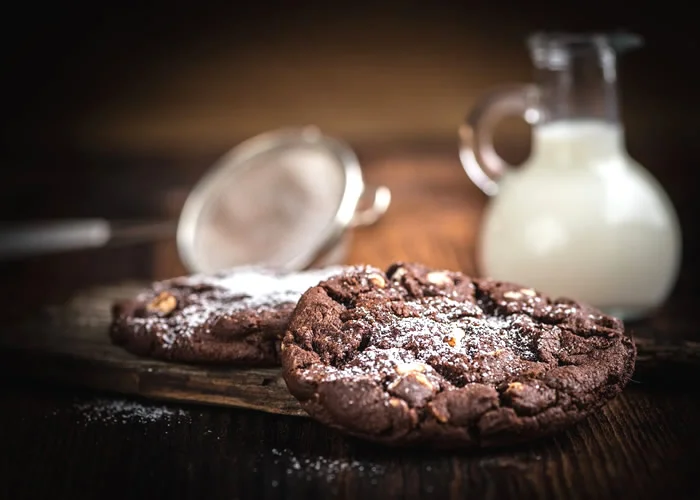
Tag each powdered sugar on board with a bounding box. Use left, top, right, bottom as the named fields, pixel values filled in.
left=268, top=448, right=386, bottom=482
left=60, top=397, right=191, bottom=425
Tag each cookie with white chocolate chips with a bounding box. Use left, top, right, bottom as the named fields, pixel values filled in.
left=110, top=266, right=347, bottom=366
left=281, top=262, right=636, bottom=449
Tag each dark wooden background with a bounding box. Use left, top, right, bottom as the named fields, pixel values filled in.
left=1, top=1, right=699, bottom=498
left=2, top=0, right=698, bottom=317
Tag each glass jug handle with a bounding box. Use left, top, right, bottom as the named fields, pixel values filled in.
left=458, top=84, right=541, bottom=196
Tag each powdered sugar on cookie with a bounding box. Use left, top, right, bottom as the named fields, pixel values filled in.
left=112, top=266, right=349, bottom=356
left=182, top=266, right=349, bottom=309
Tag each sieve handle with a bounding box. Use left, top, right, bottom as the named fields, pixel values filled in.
left=0, top=219, right=176, bottom=261
left=350, top=184, right=392, bottom=228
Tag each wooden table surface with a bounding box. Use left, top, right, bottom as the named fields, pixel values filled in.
left=1, top=143, right=698, bottom=500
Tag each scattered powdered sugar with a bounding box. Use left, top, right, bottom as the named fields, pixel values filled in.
left=65, top=397, right=190, bottom=425
left=269, top=448, right=385, bottom=481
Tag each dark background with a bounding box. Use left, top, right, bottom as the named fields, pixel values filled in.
left=3, top=1, right=697, bottom=150
left=1, top=0, right=698, bottom=316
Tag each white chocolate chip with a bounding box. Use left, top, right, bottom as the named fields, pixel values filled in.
left=388, top=397, right=408, bottom=409
left=367, top=273, right=386, bottom=288
left=390, top=372, right=434, bottom=391
left=426, top=271, right=452, bottom=286
left=507, top=382, right=524, bottom=392
left=503, top=291, right=522, bottom=299
left=395, top=362, right=428, bottom=375
left=443, top=327, right=465, bottom=347
left=450, top=327, right=465, bottom=341
left=428, top=402, right=449, bottom=423
left=412, top=372, right=433, bottom=389
left=520, top=288, right=537, bottom=297
left=391, top=267, right=407, bottom=281
left=483, top=349, right=504, bottom=356
left=146, top=292, right=177, bottom=315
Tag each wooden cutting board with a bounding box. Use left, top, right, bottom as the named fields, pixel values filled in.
left=0, top=283, right=305, bottom=416
left=1, top=282, right=699, bottom=417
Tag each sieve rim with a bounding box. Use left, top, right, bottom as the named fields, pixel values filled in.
left=175, top=126, right=365, bottom=273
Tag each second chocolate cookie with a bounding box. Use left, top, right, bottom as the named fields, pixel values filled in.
left=281, top=262, right=636, bottom=449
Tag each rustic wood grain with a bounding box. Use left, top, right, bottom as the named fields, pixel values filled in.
left=632, top=337, right=700, bottom=382
left=1, top=380, right=698, bottom=500
left=0, top=292, right=304, bottom=417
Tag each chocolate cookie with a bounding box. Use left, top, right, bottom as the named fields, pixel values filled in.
left=110, top=266, right=346, bottom=366
left=281, top=262, right=636, bottom=449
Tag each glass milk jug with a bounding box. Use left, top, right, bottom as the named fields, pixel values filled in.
left=459, top=32, right=682, bottom=320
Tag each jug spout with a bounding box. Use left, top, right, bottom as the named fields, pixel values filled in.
left=526, top=32, right=643, bottom=125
